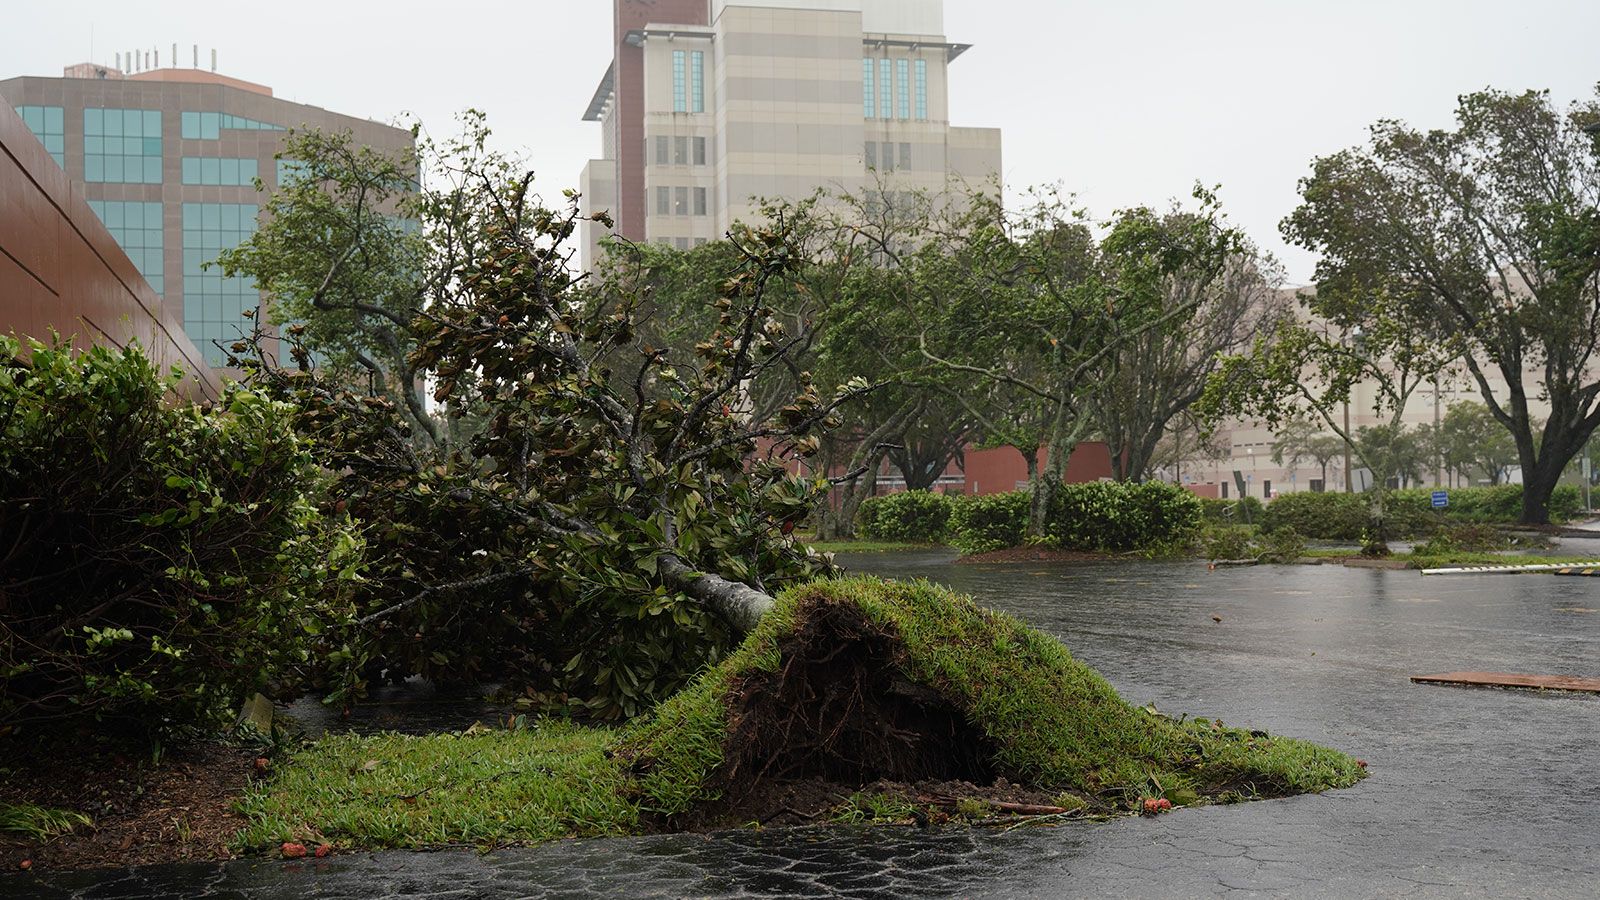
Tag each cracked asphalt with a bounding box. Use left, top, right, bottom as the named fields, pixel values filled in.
left=8, top=553, right=1598, bottom=898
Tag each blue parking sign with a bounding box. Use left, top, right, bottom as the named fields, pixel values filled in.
left=1431, top=490, right=1449, bottom=509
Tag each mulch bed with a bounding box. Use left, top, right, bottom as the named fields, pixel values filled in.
left=954, top=547, right=1116, bottom=565
left=1, top=741, right=257, bottom=874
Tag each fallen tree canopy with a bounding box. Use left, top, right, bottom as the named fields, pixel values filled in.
left=239, top=578, right=1365, bottom=850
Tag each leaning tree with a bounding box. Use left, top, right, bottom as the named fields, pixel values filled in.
left=1284, top=86, right=1600, bottom=523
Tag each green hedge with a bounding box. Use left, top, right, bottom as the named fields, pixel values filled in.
left=1047, top=481, right=1203, bottom=553
left=1387, top=485, right=1582, bottom=525
left=1200, top=497, right=1264, bottom=524
left=1262, top=485, right=1583, bottom=540
left=0, top=338, right=360, bottom=746
left=947, top=491, right=1030, bottom=554
left=857, top=490, right=957, bottom=543
left=941, top=482, right=1203, bottom=555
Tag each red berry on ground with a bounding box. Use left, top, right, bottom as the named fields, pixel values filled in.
left=281, top=842, right=307, bottom=859
left=314, top=844, right=331, bottom=858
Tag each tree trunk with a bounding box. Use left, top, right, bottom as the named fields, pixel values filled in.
left=658, top=555, right=773, bottom=636
left=819, top=462, right=880, bottom=540
left=1519, top=462, right=1563, bottom=525
left=1018, top=445, right=1048, bottom=539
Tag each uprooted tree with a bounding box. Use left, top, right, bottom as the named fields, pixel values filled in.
left=231, top=117, right=871, bottom=718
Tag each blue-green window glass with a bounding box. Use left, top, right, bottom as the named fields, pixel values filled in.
left=896, top=59, right=910, bottom=119
left=691, top=51, right=705, bottom=113
left=181, top=156, right=259, bottom=186
left=87, top=200, right=164, bottom=296
left=182, top=203, right=259, bottom=366
left=878, top=59, right=892, bottom=119
left=672, top=50, right=687, bottom=113
left=915, top=59, right=927, bottom=120
left=84, top=108, right=161, bottom=184
left=862, top=58, right=874, bottom=118
left=276, top=158, right=308, bottom=186
left=181, top=111, right=283, bottom=140
left=15, top=105, right=65, bottom=167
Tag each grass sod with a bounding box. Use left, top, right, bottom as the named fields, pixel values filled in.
left=234, top=723, right=638, bottom=849
left=237, top=577, right=1364, bottom=851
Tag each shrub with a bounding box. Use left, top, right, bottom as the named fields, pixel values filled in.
left=1200, top=525, right=1255, bottom=560
left=1413, top=523, right=1512, bottom=556
left=1270, top=485, right=1584, bottom=543
left=857, top=490, right=956, bottom=543
left=1200, top=496, right=1263, bottom=525
left=1047, top=481, right=1202, bottom=553
left=948, top=492, right=1030, bottom=554
left=1255, top=527, right=1308, bottom=563
left=1261, top=492, right=1369, bottom=541
left=0, top=338, right=360, bottom=746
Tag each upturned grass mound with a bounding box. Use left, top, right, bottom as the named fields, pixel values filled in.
left=237, top=577, right=1364, bottom=850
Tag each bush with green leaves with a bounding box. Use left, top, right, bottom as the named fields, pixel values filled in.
left=1260, top=491, right=1370, bottom=540
left=1200, top=496, right=1264, bottom=525
left=1412, top=523, right=1513, bottom=556
left=0, top=338, right=361, bottom=746
left=1046, top=481, right=1203, bottom=553
left=1388, top=485, right=1582, bottom=525
left=1199, top=524, right=1256, bottom=560
left=947, top=491, right=1030, bottom=554
left=856, top=490, right=956, bottom=543
left=1263, top=485, right=1582, bottom=542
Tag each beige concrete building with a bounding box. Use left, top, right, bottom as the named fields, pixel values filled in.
left=1177, top=288, right=1565, bottom=499
left=2, top=60, right=413, bottom=368
left=578, top=0, right=1002, bottom=270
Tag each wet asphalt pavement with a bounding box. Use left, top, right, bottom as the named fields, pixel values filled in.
left=8, top=553, right=1599, bottom=898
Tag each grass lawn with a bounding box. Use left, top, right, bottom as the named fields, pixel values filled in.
left=237, top=577, right=1365, bottom=853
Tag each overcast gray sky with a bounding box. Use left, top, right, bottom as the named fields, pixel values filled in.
left=7, top=1, right=1598, bottom=282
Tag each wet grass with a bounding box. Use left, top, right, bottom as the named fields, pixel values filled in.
left=0, top=801, right=91, bottom=841
left=238, top=577, right=1365, bottom=852
left=234, top=723, right=637, bottom=850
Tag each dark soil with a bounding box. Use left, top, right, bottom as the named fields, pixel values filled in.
left=0, top=741, right=256, bottom=873
left=955, top=546, right=1116, bottom=565
left=652, top=597, right=1082, bottom=833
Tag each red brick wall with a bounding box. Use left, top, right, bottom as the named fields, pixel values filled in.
left=958, top=442, right=1116, bottom=495
left=0, top=104, right=217, bottom=400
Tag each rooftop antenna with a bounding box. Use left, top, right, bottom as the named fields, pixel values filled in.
left=193, top=44, right=198, bottom=68
left=172, top=43, right=177, bottom=68
left=155, top=47, right=160, bottom=68
left=115, top=51, right=121, bottom=70
left=211, top=48, right=217, bottom=72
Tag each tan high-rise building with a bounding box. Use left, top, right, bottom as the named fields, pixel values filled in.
left=578, top=0, right=1002, bottom=269
left=2, top=60, right=413, bottom=368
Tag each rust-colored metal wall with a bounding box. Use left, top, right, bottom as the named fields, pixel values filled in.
left=0, top=102, right=218, bottom=400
